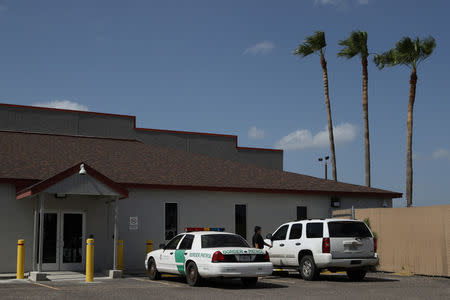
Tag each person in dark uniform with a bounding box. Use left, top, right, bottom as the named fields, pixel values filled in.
left=252, top=226, right=272, bottom=249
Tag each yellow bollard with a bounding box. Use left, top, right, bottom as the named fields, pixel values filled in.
left=117, top=240, right=124, bottom=271
left=86, top=238, right=94, bottom=282
left=146, top=240, right=153, bottom=254
left=16, top=239, right=25, bottom=279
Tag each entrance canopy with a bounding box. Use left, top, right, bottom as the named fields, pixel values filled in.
left=15, top=163, right=127, bottom=275
left=16, top=163, right=128, bottom=200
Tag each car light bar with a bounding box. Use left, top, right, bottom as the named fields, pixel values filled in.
left=185, top=227, right=225, bottom=232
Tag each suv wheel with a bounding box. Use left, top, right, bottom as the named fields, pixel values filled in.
left=186, top=262, right=202, bottom=286
left=148, top=258, right=161, bottom=280
left=347, top=269, right=367, bottom=281
left=300, top=255, right=319, bottom=281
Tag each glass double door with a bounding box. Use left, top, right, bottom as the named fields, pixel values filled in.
left=39, top=211, right=85, bottom=271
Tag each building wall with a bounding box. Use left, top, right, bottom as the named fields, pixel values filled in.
left=0, top=105, right=135, bottom=139
left=0, top=183, right=390, bottom=274
left=0, top=184, right=35, bottom=274
left=118, top=188, right=388, bottom=272
left=0, top=104, right=283, bottom=169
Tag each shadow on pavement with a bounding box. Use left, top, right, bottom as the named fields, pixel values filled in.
left=266, top=272, right=399, bottom=283
left=204, top=278, right=288, bottom=290
left=130, top=275, right=288, bottom=290
left=319, top=274, right=399, bottom=283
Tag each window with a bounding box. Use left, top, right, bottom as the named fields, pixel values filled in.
left=201, top=234, right=249, bottom=248
left=297, top=206, right=307, bottom=221
left=165, top=234, right=184, bottom=250
left=289, top=223, right=303, bottom=239
left=328, top=221, right=372, bottom=238
left=272, top=225, right=289, bottom=241
left=165, top=203, right=178, bottom=240
left=306, top=223, right=323, bottom=238
left=235, top=204, right=247, bottom=239
left=178, top=234, right=195, bottom=250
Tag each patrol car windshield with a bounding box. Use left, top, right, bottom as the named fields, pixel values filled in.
left=328, top=221, right=372, bottom=238
left=201, top=234, right=250, bottom=248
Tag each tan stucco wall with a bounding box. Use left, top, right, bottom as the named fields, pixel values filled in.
left=333, top=205, right=450, bottom=277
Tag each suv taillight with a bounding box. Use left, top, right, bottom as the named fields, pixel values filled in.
left=263, top=251, right=270, bottom=262
left=212, top=251, right=225, bottom=263
left=373, top=237, right=377, bottom=253
left=322, top=238, right=330, bottom=253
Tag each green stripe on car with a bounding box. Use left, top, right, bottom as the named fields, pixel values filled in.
left=175, top=250, right=186, bottom=275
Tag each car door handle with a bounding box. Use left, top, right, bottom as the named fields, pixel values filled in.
left=280, top=244, right=285, bottom=247
left=170, top=252, right=174, bottom=255
left=295, top=243, right=301, bottom=246
left=184, top=252, right=188, bottom=255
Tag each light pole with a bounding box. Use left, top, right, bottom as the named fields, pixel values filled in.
left=318, top=156, right=330, bottom=180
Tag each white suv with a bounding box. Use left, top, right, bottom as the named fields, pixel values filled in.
left=264, top=219, right=378, bottom=281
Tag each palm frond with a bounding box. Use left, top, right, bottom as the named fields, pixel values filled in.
left=337, top=30, right=368, bottom=59
left=420, top=36, right=436, bottom=58
left=375, top=36, right=436, bottom=69
left=293, top=31, right=326, bottom=58
left=293, top=44, right=314, bottom=57
left=373, top=49, right=397, bottom=69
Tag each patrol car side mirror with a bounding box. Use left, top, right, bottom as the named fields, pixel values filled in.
left=159, top=243, right=166, bottom=249
left=266, top=233, right=273, bottom=240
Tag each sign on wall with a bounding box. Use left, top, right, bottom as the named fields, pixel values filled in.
left=129, top=216, right=138, bottom=231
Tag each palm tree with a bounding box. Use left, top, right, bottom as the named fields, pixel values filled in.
left=374, top=36, right=436, bottom=207
left=293, top=31, right=337, bottom=181
left=338, top=30, right=371, bottom=187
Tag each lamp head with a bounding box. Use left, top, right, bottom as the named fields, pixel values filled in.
left=79, top=163, right=87, bottom=175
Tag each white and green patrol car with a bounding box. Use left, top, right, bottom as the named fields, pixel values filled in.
left=145, top=231, right=273, bottom=287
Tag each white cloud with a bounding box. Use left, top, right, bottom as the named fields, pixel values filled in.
left=275, top=123, right=358, bottom=150
left=431, top=148, right=450, bottom=160
left=243, top=41, right=275, bottom=55
left=248, top=126, right=265, bottom=140
left=33, top=100, right=89, bottom=111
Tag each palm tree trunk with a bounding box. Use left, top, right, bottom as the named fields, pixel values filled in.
left=362, top=57, right=371, bottom=187
left=406, top=68, right=417, bottom=207
left=320, top=54, right=337, bottom=181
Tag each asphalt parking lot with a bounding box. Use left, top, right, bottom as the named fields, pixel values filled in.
left=0, top=273, right=449, bottom=300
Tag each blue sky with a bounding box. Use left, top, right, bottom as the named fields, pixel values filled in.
left=0, top=0, right=449, bottom=207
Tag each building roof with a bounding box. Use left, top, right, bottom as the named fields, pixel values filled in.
left=0, top=131, right=401, bottom=198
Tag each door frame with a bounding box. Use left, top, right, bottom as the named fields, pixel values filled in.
left=40, top=210, right=59, bottom=271
left=39, top=210, right=86, bottom=271
left=59, top=210, right=86, bottom=271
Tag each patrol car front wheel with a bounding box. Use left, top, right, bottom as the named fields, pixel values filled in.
left=186, top=262, right=202, bottom=286
left=148, top=258, right=161, bottom=280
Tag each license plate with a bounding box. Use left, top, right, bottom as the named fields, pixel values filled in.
left=238, top=255, right=252, bottom=262
left=351, top=260, right=362, bottom=265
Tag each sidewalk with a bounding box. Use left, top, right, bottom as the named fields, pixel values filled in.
left=0, top=273, right=26, bottom=280
left=0, top=271, right=109, bottom=281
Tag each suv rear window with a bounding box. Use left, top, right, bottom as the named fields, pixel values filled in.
left=201, top=234, right=250, bottom=248
left=328, top=221, right=372, bottom=238
left=306, top=223, right=323, bottom=238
